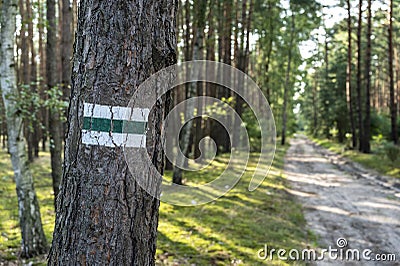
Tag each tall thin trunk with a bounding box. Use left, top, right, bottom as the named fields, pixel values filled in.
left=346, top=0, right=357, bottom=149
left=61, top=0, right=73, bottom=99
left=38, top=0, right=48, bottom=152
left=48, top=1, right=177, bottom=263
left=26, top=0, right=40, bottom=158
left=19, top=0, right=34, bottom=161
left=0, top=0, right=48, bottom=258
left=281, top=11, right=295, bottom=146
left=264, top=0, right=275, bottom=103
left=312, top=78, right=318, bottom=136
left=47, top=0, right=63, bottom=204
left=173, top=0, right=208, bottom=184
left=388, top=0, right=398, bottom=144
left=356, top=0, right=364, bottom=151
left=233, top=0, right=248, bottom=148
left=363, top=0, right=372, bottom=153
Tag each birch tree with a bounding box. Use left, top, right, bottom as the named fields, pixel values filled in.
left=0, top=0, right=47, bottom=258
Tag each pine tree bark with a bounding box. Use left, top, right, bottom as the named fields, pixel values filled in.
left=0, top=0, right=48, bottom=258
left=26, top=0, right=40, bottom=158
left=346, top=0, right=357, bottom=149
left=281, top=11, right=295, bottom=146
left=173, top=0, right=208, bottom=184
left=363, top=0, right=372, bottom=153
left=356, top=0, right=364, bottom=151
left=47, top=0, right=63, bottom=204
left=48, top=0, right=177, bottom=264
left=61, top=0, right=73, bottom=99
left=38, top=0, right=48, bottom=152
left=388, top=0, right=398, bottom=144
left=19, top=0, right=34, bottom=162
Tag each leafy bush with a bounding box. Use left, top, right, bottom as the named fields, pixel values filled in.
left=370, top=111, right=391, bottom=140
left=383, top=142, right=400, bottom=163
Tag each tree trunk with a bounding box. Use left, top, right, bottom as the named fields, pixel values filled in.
left=363, top=0, right=372, bottom=153
left=281, top=11, right=295, bottom=146
left=61, top=0, right=73, bottom=100
left=19, top=0, right=34, bottom=162
left=48, top=0, right=177, bottom=264
left=388, top=0, right=398, bottom=144
left=346, top=0, right=357, bottom=149
left=0, top=0, right=48, bottom=258
left=356, top=0, right=364, bottom=151
left=38, top=0, right=48, bottom=152
left=26, top=0, right=40, bottom=158
left=173, top=0, right=208, bottom=184
left=264, top=0, right=275, bottom=103
left=47, top=0, right=63, bottom=204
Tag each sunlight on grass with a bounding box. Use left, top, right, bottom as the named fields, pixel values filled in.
left=157, top=145, right=314, bottom=265
left=0, top=145, right=312, bottom=265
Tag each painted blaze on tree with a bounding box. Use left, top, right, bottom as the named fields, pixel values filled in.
left=48, top=1, right=177, bottom=265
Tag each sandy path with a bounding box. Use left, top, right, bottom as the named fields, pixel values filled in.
left=285, top=135, right=400, bottom=265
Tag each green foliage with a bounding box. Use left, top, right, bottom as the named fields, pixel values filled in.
left=312, top=137, right=400, bottom=178
left=370, top=111, right=391, bottom=140
left=242, top=108, right=261, bottom=152
left=383, top=142, right=400, bottom=163
left=44, top=86, right=69, bottom=122
left=5, top=83, right=41, bottom=132
left=5, top=82, right=68, bottom=131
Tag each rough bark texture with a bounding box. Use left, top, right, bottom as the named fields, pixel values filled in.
left=356, top=0, right=364, bottom=151
left=61, top=0, right=73, bottom=99
left=48, top=1, right=177, bottom=265
left=388, top=0, right=398, bottom=144
left=346, top=0, right=357, bottom=149
left=27, top=0, right=40, bottom=159
left=46, top=0, right=63, bottom=203
left=38, top=0, right=48, bottom=152
left=281, top=12, right=295, bottom=146
left=172, top=0, right=207, bottom=184
left=363, top=0, right=372, bottom=153
left=0, top=0, right=48, bottom=258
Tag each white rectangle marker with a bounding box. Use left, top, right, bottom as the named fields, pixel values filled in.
left=82, top=102, right=149, bottom=148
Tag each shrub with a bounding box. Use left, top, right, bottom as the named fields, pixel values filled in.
left=383, top=142, right=400, bottom=163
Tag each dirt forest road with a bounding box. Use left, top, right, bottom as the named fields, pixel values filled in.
left=285, top=135, right=400, bottom=265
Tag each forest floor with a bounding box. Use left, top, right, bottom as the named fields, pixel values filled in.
left=285, top=134, right=400, bottom=265
left=0, top=144, right=314, bottom=266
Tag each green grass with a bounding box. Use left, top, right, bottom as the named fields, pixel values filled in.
left=311, top=137, right=400, bottom=179
left=0, top=151, right=54, bottom=265
left=0, top=145, right=313, bottom=265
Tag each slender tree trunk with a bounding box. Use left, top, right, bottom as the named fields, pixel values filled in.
left=26, top=0, right=40, bottom=158
left=346, top=0, right=357, bottom=149
left=47, top=0, right=63, bottom=204
left=205, top=0, right=216, bottom=147
left=312, top=78, right=318, bottom=136
left=356, top=0, right=364, bottom=151
left=0, top=0, right=48, bottom=258
left=222, top=0, right=233, bottom=152
left=264, top=0, right=275, bottom=103
left=281, top=11, right=295, bottom=146
left=19, top=0, right=35, bottom=162
left=48, top=1, right=177, bottom=264
left=388, top=0, right=398, bottom=144
left=38, top=0, right=48, bottom=152
left=61, top=0, right=73, bottom=100
left=363, top=0, right=372, bottom=153
left=193, top=0, right=209, bottom=160
left=173, top=0, right=208, bottom=184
